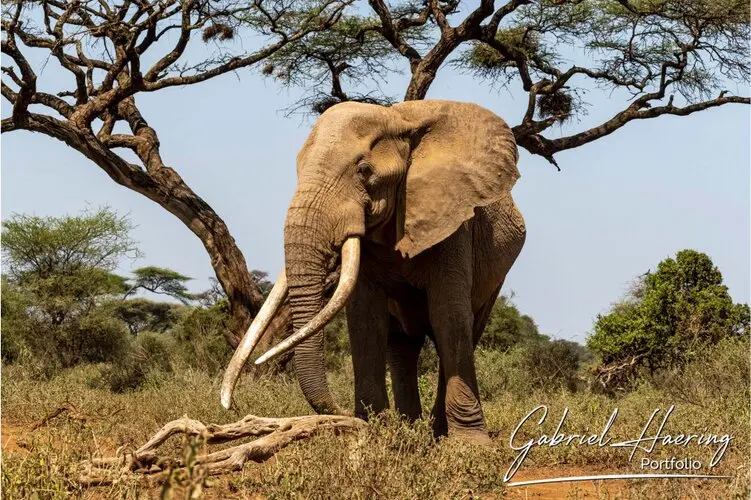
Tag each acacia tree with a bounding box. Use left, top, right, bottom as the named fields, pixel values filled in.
left=1, top=0, right=348, bottom=346
left=268, top=0, right=749, bottom=167
left=3, top=0, right=748, bottom=348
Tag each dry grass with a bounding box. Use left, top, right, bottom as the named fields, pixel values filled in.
left=2, top=338, right=748, bottom=499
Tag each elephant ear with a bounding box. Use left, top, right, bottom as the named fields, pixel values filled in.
left=393, top=100, right=520, bottom=258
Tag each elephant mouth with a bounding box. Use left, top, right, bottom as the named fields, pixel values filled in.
left=219, top=236, right=361, bottom=409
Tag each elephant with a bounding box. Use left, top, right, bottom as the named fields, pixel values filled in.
left=221, top=99, right=526, bottom=443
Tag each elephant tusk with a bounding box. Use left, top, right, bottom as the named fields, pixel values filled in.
left=254, top=236, right=360, bottom=366
left=220, top=270, right=288, bottom=409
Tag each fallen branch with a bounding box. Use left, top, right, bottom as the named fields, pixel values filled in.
left=78, top=413, right=366, bottom=486
left=592, top=354, right=646, bottom=392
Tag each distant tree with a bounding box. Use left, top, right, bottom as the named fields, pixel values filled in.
left=250, top=270, right=275, bottom=299
left=124, top=267, right=196, bottom=304
left=2, top=208, right=137, bottom=323
left=195, top=278, right=229, bottom=309
left=114, top=298, right=184, bottom=336
left=588, top=249, right=749, bottom=381
left=479, top=294, right=547, bottom=350
left=1, top=208, right=138, bottom=282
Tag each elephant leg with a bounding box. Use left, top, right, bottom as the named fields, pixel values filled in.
left=430, top=354, right=448, bottom=438
left=346, top=274, right=389, bottom=419
left=426, top=230, right=489, bottom=443
left=430, top=283, right=498, bottom=439
left=387, top=316, right=424, bottom=422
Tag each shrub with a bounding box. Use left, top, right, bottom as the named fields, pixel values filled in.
left=58, top=306, right=131, bottom=367
left=99, top=332, right=173, bottom=392
left=651, top=336, right=749, bottom=411
left=0, top=279, right=33, bottom=365
left=476, top=339, right=585, bottom=399
left=588, top=250, right=749, bottom=373
left=172, top=305, right=233, bottom=375
left=1, top=292, right=130, bottom=377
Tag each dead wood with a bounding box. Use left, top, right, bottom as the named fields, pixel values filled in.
left=78, top=413, right=366, bottom=486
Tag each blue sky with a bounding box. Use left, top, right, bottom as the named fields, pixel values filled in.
left=2, top=28, right=749, bottom=344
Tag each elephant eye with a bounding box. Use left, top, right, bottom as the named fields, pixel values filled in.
left=356, top=162, right=373, bottom=181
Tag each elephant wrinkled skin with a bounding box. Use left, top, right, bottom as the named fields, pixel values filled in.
left=224, top=100, right=526, bottom=443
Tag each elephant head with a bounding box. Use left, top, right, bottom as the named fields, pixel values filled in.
left=221, top=100, right=519, bottom=414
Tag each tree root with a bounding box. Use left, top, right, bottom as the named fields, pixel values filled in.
left=78, top=413, right=366, bottom=486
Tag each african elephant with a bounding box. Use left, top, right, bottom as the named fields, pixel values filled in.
left=222, top=100, right=526, bottom=443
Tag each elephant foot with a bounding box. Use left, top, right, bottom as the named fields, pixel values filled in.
left=431, top=415, right=448, bottom=439
left=315, top=402, right=351, bottom=417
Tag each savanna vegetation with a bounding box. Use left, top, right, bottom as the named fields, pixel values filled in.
left=2, top=0, right=749, bottom=497
left=1, top=210, right=748, bottom=498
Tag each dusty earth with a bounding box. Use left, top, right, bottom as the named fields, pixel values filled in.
left=506, top=467, right=628, bottom=499
left=0, top=422, right=731, bottom=499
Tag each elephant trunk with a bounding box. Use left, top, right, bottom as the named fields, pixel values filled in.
left=288, top=282, right=343, bottom=415
left=274, top=181, right=364, bottom=416
left=284, top=225, right=344, bottom=415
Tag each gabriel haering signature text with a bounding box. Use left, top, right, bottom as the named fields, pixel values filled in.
left=504, top=405, right=732, bottom=482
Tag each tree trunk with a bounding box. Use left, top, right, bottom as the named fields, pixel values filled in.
left=12, top=111, right=277, bottom=348
left=104, top=159, right=263, bottom=348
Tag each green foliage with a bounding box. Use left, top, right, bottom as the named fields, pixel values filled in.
left=126, top=266, right=195, bottom=303
left=172, top=305, right=234, bottom=375
left=1, top=207, right=138, bottom=282
left=114, top=298, right=184, bottom=335
left=478, top=294, right=546, bottom=350
left=588, top=249, right=749, bottom=374
left=99, top=332, right=174, bottom=393
left=57, top=305, right=131, bottom=367
left=264, top=11, right=425, bottom=112
left=458, top=0, right=749, bottom=104
left=0, top=209, right=200, bottom=384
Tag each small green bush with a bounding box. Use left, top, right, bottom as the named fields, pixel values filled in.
left=99, top=332, right=173, bottom=393
left=476, top=340, right=585, bottom=400
left=58, top=306, right=131, bottom=367
left=171, top=305, right=233, bottom=375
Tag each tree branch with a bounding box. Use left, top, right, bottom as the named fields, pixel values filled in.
left=514, top=92, right=750, bottom=163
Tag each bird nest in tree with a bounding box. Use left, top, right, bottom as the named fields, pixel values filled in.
left=467, top=28, right=541, bottom=71
left=202, top=23, right=235, bottom=42
left=537, top=91, right=573, bottom=123
left=312, top=97, right=342, bottom=115
left=77, top=413, right=365, bottom=486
